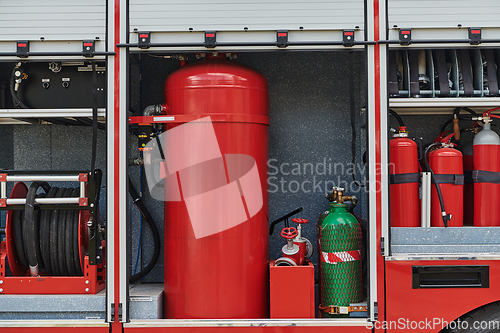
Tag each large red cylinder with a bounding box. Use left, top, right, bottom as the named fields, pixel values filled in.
left=429, top=147, right=463, bottom=227
left=473, top=123, right=500, bottom=226
left=390, top=131, right=420, bottom=227
left=162, top=56, right=269, bottom=318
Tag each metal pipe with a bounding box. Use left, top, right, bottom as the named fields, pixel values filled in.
left=378, top=39, right=500, bottom=45
left=1, top=182, right=6, bottom=199
left=7, top=197, right=80, bottom=205
left=0, top=52, right=115, bottom=58
left=117, top=41, right=376, bottom=48
left=80, top=182, right=85, bottom=198
left=6, top=175, right=80, bottom=182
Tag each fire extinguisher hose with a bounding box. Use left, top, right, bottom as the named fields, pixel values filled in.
left=389, top=109, right=405, bottom=127
left=424, top=143, right=451, bottom=227
left=129, top=176, right=161, bottom=282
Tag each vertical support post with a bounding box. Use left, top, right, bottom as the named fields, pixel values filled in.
left=118, top=0, right=130, bottom=323
left=366, top=0, right=388, bottom=324
left=106, top=0, right=116, bottom=324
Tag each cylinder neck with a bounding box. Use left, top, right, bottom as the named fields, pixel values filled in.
left=329, top=202, right=348, bottom=213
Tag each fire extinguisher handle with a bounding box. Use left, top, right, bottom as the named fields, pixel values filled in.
left=281, top=227, right=299, bottom=239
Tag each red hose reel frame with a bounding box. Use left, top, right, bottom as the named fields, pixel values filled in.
left=0, top=182, right=105, bottom=295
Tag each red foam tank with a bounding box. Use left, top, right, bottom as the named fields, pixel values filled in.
left=429, top=147, right=463, bottom=227
left=162, top=55, right=269, bottom=319
left=390, top=128, right=420, bottom=227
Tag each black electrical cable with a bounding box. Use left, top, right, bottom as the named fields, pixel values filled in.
left=389, top=109, right=405, bottom=127
left=349, top=52, right=365, bottom=188
left=128, top=176, right=161, bottom=283
left=424, top=143, right=451, bottom=227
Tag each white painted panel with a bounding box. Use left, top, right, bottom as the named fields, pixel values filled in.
left=0, top=0, right=106, bottom=41
left=389, top=0, right=500, bottom=29
left=129, top=0, right=364, bottom=32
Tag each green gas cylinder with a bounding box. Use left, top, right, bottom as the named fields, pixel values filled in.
left=318, top=187, right=362, bottom=318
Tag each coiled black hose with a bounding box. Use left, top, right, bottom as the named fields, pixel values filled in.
left=129, top=176, right=161, bottom=282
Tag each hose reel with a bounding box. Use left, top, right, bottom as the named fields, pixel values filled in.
left=1, top=170, right=103, bottom=278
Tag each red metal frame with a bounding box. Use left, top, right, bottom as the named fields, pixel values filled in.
left=124, top=327, right=370, bottom=333
left=0, top=240, right=105, bottom=295
left=385, top=259, right=500, bottom=332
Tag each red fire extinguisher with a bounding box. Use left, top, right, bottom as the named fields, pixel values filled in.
left=473, top=109, right=500, bottom=226
left=390, top=126, right=420, bottom=227
left=426, top=133, right=464, bottom=227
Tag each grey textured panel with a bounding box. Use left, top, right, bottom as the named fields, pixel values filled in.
left=391, top=227, right=500, bottom=254
left=388, top=0, right=500, bottom=29
left=129, top=283, right=163, bottom=319
left=129, top=0, right=364, bottom=32
left=11, top=124, right=107, bottom=221
left=0, top=1, right=106, bottom=41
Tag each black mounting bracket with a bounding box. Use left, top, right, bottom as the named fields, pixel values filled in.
left=276, top=30, right=288, bottom=48
left=83, top=40, right=96, bottom=57
left=204, top=31, right=217, bottom=48
left=343, top=30, right=355, bottom=47
left=399, top=28, right=412, bottom=45
left=469, top=27, right=482, bottom=45
left=16, top=41, right=29, bottom=58
left=138, top=31, right=151, bottom=49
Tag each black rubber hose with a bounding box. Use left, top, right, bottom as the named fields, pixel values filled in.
left=440, top=118, right=454, bottom=134
left=40, top=186, right=58, bottom=275
left=24, top=181, right=50, bottom=273
left=454, top=107, right=478, bottom=120
left=389, top=109, right=405, bottom=127
left=50, top=187, right=66, bottom=276
left=12, top=209, right=27, bottom=267
left=73, top=200, right=83, bottom=276
left=65, top=188, right=80, bottom=276
left=128, top=176, right=161, bottom=283
left=424, top=143, right=451, bottom=227
left=57, top=188, right=73, bottom=276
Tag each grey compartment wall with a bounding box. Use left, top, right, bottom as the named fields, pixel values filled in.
left=6, top=124, right=107, bottom=220
left=388, top=0, right=500, bottom=29
left=129, top=0, right=364, bottom=32
left=129, top=51, right=368, bottom=282
left=0, top=1, right=106, bottom=41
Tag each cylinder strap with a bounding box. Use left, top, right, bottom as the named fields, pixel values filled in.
left=390, top=172, right=420, bottom=185
left=465, top=170, right=500, bottom=184
left=431, top=174, right=464, bottom=185
left=320, top=249, right=361, bottom=265
left=319, top=304, right=367, bottom=315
